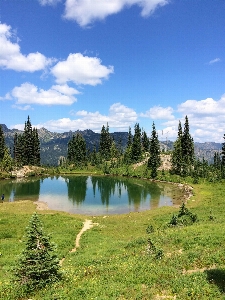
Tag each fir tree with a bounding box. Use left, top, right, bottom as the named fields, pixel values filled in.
left=142, top=130, right=150, bottom=153
left=127, top=126, right=133, bottom=148
left=99, top=123, right=112, bottom=160
left=131, top=123, right=142, bottom=162
left=14, top=213, right=61, bottom=291
left=182, top=115, right=195, bottom=174
left=23, top=116, right=34, bottom=165
left=33, top=128, right=41, bottom=166
left=1, top=147, right=13, bottom=172
left=148, top=122, right=161, bottom=178
left=67, top=133, right=87, bottom=166
left=171, top=121, right=183, bottom=175
left=213, top=152, right=221, bottom=170
left=0, top=125, right=5, bottom=161
left=13, top=117, right=41, bottom=166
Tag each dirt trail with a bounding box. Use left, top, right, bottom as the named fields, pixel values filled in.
left=60, top=219, right=98, bottom=265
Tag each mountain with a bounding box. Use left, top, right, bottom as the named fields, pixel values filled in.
left=1, top=124, right=129, bottom=165
left=1, top=124, right=223, bottom=166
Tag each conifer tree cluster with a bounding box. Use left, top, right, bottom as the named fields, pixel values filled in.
left=67, top=133, right=87, bottom=166
left=14, top=116, right=40, bottom=166
left=171, top=116, right=195, bottom=176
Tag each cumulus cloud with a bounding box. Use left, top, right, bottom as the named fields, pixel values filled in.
left=11, top=82, right=79, bottom=106
left=51, top=53, right=114, bottom=85
left=157, top=94, right=225, bottom=142
left=140, top=105, right=174, bottom=120
left=0, top=23, right=53, bottom=72
left=0, top=92, right=12, bottom=101
left=29, top=102, right=137, bottom=132
left=109, top=103, right=137, bottom=122
left=177, top=96, right=225, bottom=116
left=209, top=58, right=221, bottom=65
left=63, top=0, right=169, bottom=27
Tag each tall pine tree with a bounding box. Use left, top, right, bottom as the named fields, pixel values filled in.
left=171, top=116, right=194, bottom=176
left=67, top=133, right=87, bottom=166
left=131, top=123, right=142, bottom=162
left=148, top=122, right=161, bottom=178
left=182, top=116, right=195, bottom=175
left=142, top=130, right=150, bottom=153
left=99, top=123, right=112, bottom=160
left=13, top=116, right=41, bottom=166
left=171, top=121, right=183, bottom=175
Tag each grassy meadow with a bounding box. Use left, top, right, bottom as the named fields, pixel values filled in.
left=0, top=179, right=225, bottom=299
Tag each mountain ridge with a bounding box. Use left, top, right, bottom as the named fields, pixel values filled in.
left=0, top=124, right=222, bottom=166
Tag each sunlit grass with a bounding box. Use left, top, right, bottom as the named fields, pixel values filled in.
left=0, top=181, right=225, bottom=299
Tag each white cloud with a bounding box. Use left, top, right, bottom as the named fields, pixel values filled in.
left=140, top=105, right=174, bottom=120
left=177, top=96, right=225, bottom=116
left=109, top=103, right=137, bottom=122
left=11, top=82, right=79, bottom=106
left=209, top=58, right=221, bottom=65
left=158, top=94, right=225, bottom=143
left=12, top=104, right=33, bottom=111
left=64, top=0, right=169, bottom=27
left=39, top=0, right=61, bottom=5
left=0, top=92, right=12, bottom=100
left=31, top=102, right=137, bottom=132
left=51, top=53, right=114, bottom=85
left=0, top=23, right=53, bottom=72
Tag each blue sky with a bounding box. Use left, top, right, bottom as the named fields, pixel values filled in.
left=0, top=0, right=225, bottom=142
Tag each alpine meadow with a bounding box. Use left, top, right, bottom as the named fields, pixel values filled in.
left=1, top=1, right=225, bottom=299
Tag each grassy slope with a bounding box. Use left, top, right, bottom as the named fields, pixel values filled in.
left=0, top=182, right=225, bottom=299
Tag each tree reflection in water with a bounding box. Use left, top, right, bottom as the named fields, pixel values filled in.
left=66, top=176, right=88, bottom=205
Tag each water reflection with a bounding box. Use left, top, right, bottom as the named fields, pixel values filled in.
left=0, top=176, right=185, bottom=215
left=66, top=176, right=88, bottom=204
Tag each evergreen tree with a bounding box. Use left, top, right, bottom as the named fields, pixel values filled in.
left=0, top=125, right=5, bottom=161
left=14, top=213, right=61, bottom=290
left=171, top=116, right=194, bottom=176
left=99, top=123, right=112, bottom=160
left=13, top=117, right=41, bottom=166
left=33, top=128, right=41, bottom=166
left=1, top=147, right=13, bottom=171
left=23, top=116, right=34, bottom=165
left=67, top=133, right=87, bottom=166
left=142, top=130, right=150, bottom=153
left=171, top=121, right=183, bottom=175
left=182, top=115, right=195, bottom=174
left=127, top=126, right=133, bottom=148
left=110, top=140, right=119, bottom=159
left=148, top=122, right=161, bottom=178
left=213, top=152, right=221, bottom=170
left=90, top=144, right=98, bottom=166
left=131, top=123, right=142, bottom=162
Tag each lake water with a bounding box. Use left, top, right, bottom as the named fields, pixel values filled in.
left=0, top=175, right=185, bottom=215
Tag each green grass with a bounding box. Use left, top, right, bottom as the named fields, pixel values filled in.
left=0, top=181, right=225, bottom=299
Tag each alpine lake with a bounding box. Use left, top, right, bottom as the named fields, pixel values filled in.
left=0, top=175, right=187, bottom=215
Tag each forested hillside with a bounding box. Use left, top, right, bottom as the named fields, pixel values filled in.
left=1, top=124, right=222, bottom=166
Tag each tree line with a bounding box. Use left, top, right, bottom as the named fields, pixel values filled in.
left=0, top=116, right=40, bottom=171
left=1, top=115, right=225, bottom=181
